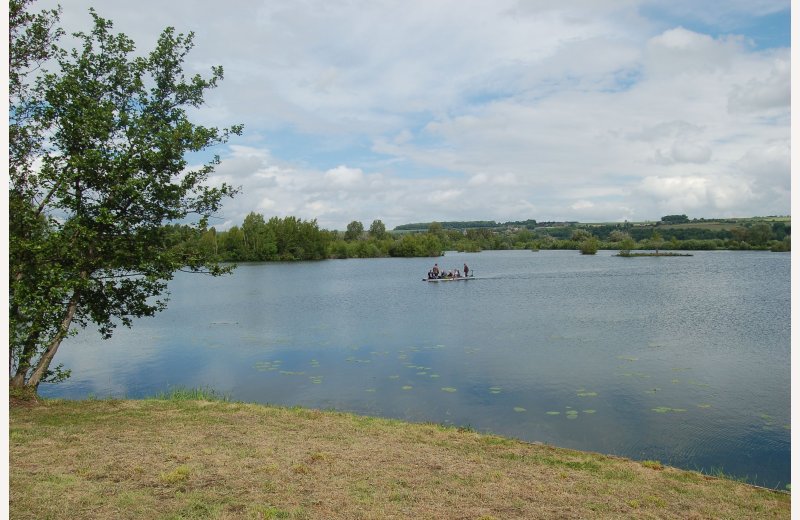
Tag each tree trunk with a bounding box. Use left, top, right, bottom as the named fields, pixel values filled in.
left=24, top=296, right=79, bottom=390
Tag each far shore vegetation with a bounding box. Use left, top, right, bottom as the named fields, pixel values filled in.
left=171, top=213, right=791, bottom=262
left=10, top=395, right=790, bottom=519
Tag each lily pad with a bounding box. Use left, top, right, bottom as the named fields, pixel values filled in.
left=546, top=411, right=560, bottom=415
left=514, top=407, right=527, bottom=413
left=401, top=385, right=413, bottom=390
left=429, top=374, right=440, bottom=378
left=582, top=409, right=596, bottom=414
left=577, top=391, right=598, bottom=397
left=652, top=407, right=687, bottom=413
left=697, top=404, right=712, bottom=409
left=441, top=387, right=457, bottom=393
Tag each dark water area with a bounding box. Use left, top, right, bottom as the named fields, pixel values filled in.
left=41, top=250, right=791, bottom=488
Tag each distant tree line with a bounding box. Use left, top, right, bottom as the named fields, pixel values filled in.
left=394, top=219, right=539, bottom=231
left=167, top=214, right=790, bottom=263
left=167, top=214, right=446, bottom=262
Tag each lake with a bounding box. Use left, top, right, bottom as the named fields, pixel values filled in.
left=40, top=249, right=791, bottom=488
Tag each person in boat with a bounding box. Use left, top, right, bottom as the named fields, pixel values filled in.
left=454, top=269, right=461, bottom=278
left=463, top=263, right=469, bottom=277
left=432, top=263, right=440, bottom=278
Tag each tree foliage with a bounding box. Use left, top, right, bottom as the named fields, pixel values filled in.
left=344, top=220, right=364, bottom=241
left=661, top=214, right=689, bottom=224
left=368, top=219, right=387, bottom=239
left=9, top=4, right=241, bottom=391
left=579, top=236, right=599, bottom=255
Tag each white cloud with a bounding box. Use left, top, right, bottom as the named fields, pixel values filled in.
left=669, top=141, right=713, bottom=164
left=728, top=55, right=790, bottom=113
left=324, top=166, right=365, bottom=187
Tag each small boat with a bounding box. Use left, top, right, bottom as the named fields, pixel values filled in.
left=423, top=275, right=475, bottom=282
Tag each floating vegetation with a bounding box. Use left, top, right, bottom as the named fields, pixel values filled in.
left=365, top=388, right=376, bottom=393
left=514, top=407, right=526, bottom=413
left=279, top=370, right=305, bottom=376
left=617, top=356, right=638, bottom=362
left=577, top=391, right=598, bottom=397
left=429, top=374, right=440, bottom=378
left=645, top=388, right=660, bottom=394
left=652, top=407, right=687, bottom=413
left=489, top=386, right=502, bottom=394
left=309, top=376, right=323, bottom=384
left=566, top=410, right=579, bottom=420
left=671, top=379, right=680, bottom=384
left=697, top=404, right=712, bottom=409
left=672, top=367, right=691, bottom=372
left=254, top=361, right=281, bottom=372
left=688, top=381, right=710, bottom=388
left=617, top=372, right=649, bottom=379
left=441, top=387, right=457, bottom=393
left=583, top=410, right=596, bottom=414
left=401, top=385, right=413, bottom=391
left=347, top=358, right=372, bottom=364
left=416, top=371, right=428, bottom=376
left=309, top=359, right=320, bottom=367
left=760, top=414, right=776, bottom=427
left=546, top=411, right=560, bottom=415
left=388, top=375, right=400, bottom=380
left=397, top=354, right=408, bottom=360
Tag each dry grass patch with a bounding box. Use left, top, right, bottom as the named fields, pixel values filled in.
left=11, top=399, right=790, bottom=519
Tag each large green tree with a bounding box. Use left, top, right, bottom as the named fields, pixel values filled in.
left=344, top=220, right=364, bottom=241
left=368, top=219, right=387, bottom=239
left=9, top=3, right=242, bottom=393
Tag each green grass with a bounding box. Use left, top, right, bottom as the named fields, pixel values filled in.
left=149, top=386, right=231, bottom=401
left=10, top=398, right=790, bottom=519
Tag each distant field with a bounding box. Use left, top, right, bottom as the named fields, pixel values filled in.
left=656, top=222, right=757, bottom=231
left=394, top=216, right=790, bottom=233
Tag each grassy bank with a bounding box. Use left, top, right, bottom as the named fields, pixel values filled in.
left=10, top=398, right=790, bottom=519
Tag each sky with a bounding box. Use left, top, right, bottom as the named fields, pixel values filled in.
left=33, top=0, right=791, bottom=230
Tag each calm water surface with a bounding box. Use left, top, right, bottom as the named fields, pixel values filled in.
left=41, top=250, right=791, bottom=488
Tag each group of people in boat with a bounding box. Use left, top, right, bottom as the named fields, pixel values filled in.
left=427, top=262, right=470, bottom=279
